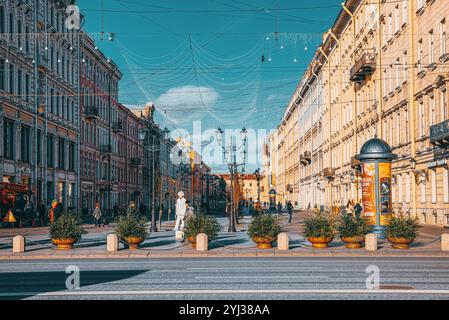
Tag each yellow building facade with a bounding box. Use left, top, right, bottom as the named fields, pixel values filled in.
left=270, top=0, right=449, bottom=226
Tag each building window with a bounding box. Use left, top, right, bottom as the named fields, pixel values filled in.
left=47, top=135, right=54, bottom=168
left=0, top=6, right=4, bottom=34
left=420, top=179, right=426, bottom=204
left=402, top=0, right=408, bottom=25
left=17, top=69, right=22, bottom=98
left=418, top=101, right=424, bottom=137
left=441, top=89, right=448, bottom=123
left=0, top=58, right=5, bottom=90
left=3, top=119, right=14, bottom=160
left=68, top=142, right=75, bottom=172
left=58, top=138, right=65, bottom=170
left=25, top=73, right=30, bottom=102
left=37, top=129, right=42, bottom=165
left=431, top=169, right=437, bottom=203
left=444, top=167, right=449, bottom=203
left=429, top=30, right=435, bottom=65
left=417, top=39, right=423, bottom=72
left=9, top=13, right=13, bottom=42
left=9, top=63, right=14, bottom=94
left=441, top=19, right=447, bottom=57
left=405, top=173, right=411, bottom=203
left=20, top=125, right=30, bottom=163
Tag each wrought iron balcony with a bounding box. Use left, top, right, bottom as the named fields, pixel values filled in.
left=99, top=144, right=112, bottom=154
left=112, top=121, right=123, bottom=133
left=130, top=158, right=141, bottom=166
left=350, top=51, right=376, bottom=83
left=84, top=107, right=99, bottom=119
left=323, top=167, right=335, bottom=179
left=430, top=119, right=449, bottom=148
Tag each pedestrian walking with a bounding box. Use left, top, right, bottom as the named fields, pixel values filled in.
left=286, top=201, right=293, bottom=224
left=92, top=203, right=102, bottom=228
left=37, top=202, right=46, bottom=226
left=242, top=202, right=250, bottom=216
left=174, top=191, right=187, bottom=231
left=277, top=202, right=283, bottom=215
left=113, top=203, right=120, bottom=220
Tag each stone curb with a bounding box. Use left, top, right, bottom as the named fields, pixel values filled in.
left=1, top=250, right=449, bottom=260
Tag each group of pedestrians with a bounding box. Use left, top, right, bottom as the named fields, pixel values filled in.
left=1, top=199, right=66, bottom=228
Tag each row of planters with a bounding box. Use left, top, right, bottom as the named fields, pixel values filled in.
left=48, top=211, right=419, bottom=251
left=49, top=212, right=149, bottom=250
left=49, top=211, right=221, bottom=250
left=304, top=213, right=420, bottom=249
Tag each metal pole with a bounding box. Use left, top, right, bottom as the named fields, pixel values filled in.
left=151, top=134, right=156, bottom=232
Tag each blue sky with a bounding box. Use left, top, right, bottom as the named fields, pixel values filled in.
left=77, top=0, right=341, bottom=171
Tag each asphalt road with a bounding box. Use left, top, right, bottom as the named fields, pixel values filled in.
left=0, top=257, right=449, bottom=300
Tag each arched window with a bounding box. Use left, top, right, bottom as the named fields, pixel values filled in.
left=9, top=13, right=14, bottom=42
left=25, top=26, right=29, bottom=53
left=17, top=19, right=22, bottom=49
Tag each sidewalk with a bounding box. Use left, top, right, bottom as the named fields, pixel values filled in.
left=0, top=211, right=448, bottom=260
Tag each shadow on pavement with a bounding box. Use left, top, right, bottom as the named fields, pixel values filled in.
left=0, top=269, right=148, bottom=300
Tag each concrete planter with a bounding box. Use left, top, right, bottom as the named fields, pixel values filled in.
left=308, top=237, right=333, bottom=249
left=252, top=236, right=276, bottom=249
left=341, top=236, right=365, bottom=249
left=387, top=237, right=414, bottom=249
left=125, top=236, right=144, bottom=250
left=52, top=238, right=77, bottom=250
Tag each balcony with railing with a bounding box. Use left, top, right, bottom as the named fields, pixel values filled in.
left=430, top=119, right=449, bottom=148
left=84, top=107, right=99, bottom=119
left=323, top=167, right=335, bottom=180
left=350, top=50, right=377, bottom=83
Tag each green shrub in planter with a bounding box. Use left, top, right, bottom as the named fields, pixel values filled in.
left=49, top=213, right=85, bottom=242
left=184, top=214, right=221, bottom=241
left=338, top=214, right=374, bottom=238
left=304, top=213, right=336, bottom=238
left=247, top=214, right=282, bottom=239
left=386, top=215, right=419, bottom=239
left=115, top=213, right=148, bottom=239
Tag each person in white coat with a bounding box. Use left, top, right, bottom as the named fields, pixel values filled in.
left=174, top=191, right=187, bottom=231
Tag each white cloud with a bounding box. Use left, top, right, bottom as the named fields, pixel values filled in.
left=154, top=85, right=219, bottom=124
left=156, top=85, right=219, bottom=110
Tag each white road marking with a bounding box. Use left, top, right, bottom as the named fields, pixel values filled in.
left=195, top=276, right=328, bottom=279
left=187, top=267, right=322, bottom=270
left=1, top=288, right=449, bottom=297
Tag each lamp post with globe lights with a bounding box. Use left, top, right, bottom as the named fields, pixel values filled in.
left=216, top=127, right=248, bottom=232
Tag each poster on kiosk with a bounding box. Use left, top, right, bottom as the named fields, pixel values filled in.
left=361, top=162, right=392, bottom=227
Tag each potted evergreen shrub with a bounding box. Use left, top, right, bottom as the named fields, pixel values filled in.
left=338, top=214, right=374, bottom=249
left=386, top=215, right=419, bottom=249
left=247, top=214, right=282, bottom=249
left=49, top=213, right=85, bottom=250
left=304, top=213, right=336, bottom=248
left=115, top=213, right=148, bottom=250
left=184, top=214, right=221, bottom=248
